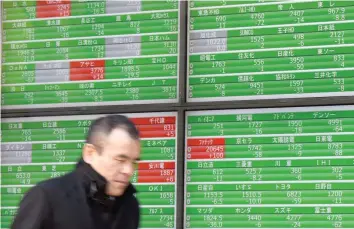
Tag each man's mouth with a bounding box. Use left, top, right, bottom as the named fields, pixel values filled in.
left=113, top=180, right=128, bottom=185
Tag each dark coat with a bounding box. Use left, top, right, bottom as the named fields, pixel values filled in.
left=11, top=160, right=140, bottom=229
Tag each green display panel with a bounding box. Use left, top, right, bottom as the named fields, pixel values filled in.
left=0, top=112, right=178, bottom=229
left=187, top=0, right=354, bottom=102
left=185, top=105, right=354, bottom=228
left=1, top=0, right=180, bottom=110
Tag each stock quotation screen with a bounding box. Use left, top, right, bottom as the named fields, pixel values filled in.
left=185, top=105, right=354, bottom=228
left=1, top=0, right=180, bottom=110
left=187, top=0, right=354, bottom=102
left=1, top=112, right=178, bottom=229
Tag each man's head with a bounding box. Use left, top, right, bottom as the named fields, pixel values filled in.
left=82, top=115, right=140, bottom=196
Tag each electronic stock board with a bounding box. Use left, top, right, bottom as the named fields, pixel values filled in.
left=0, top=112, right=178, bottom=229
left=187, top=0, right=354, bottom=102
left=1, top=0, right=180, bottom=110
left=185, top=105, right=354, bottom=229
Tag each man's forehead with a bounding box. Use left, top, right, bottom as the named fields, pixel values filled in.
left=104, top=129, right=138, bottom=144
left=108, top=128, right=133, bottom=140
left=105, top=129, right=140, bottom=153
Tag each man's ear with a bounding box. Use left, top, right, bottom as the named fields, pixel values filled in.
left=82, top=144, right=97, bottom=164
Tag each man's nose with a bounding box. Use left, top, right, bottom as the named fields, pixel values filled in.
left=121, top=162, right=135, bottom=176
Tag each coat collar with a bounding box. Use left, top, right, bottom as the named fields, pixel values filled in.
left=75, top=158, right=137, bottom=201
left=58, top=159, right=137, bottom=229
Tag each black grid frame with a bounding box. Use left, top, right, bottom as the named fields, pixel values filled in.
left=2, top=1, right=354, bottom=229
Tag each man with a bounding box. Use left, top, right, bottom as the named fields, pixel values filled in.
left=11, top=115, right=141, bottom=229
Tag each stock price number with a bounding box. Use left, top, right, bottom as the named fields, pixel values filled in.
left=204, top=192, right=224, bottom=199
left=16, top=172, right=31, bottom=185
left=327, top=215, right=343, bottom=228
left=52, top=150, right=66, bottom=162
left=328, top=190, right=343, bottom=204
left=287, top=191, right=302, bottom=204
left=207, top=221, right=223, bottom=228
left=243, top=191, right=262, bottom=204
left=286, top=215, right=302, bottom=228
left=328, top=143, right=343, bottom=156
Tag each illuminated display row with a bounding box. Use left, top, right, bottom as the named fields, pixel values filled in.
left=0, top=112, right=178, bottom=229
left=2, top=0, right=178, bottom=20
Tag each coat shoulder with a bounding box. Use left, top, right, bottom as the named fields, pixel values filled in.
left=37, top=171, right=77, bottom=195
left=9, top=173, right=78, bottom=229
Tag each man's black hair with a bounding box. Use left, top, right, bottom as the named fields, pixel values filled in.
left=85, top=115, right=140, bottom=151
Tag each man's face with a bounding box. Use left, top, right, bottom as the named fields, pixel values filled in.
left=84, top=128, right=140, bottom=196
